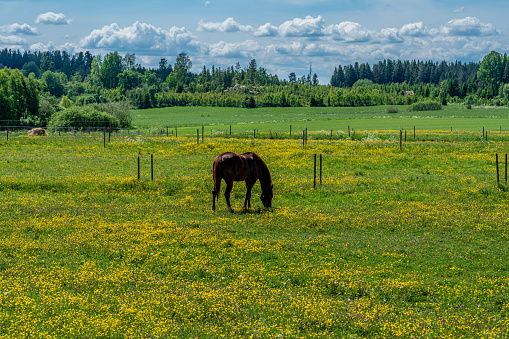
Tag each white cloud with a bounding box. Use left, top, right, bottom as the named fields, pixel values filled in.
left=2, top=23, right=38, bottom=35
left=440, top=17, right=498, bottom=37
left=80, top=21, right=199, bottom=54
left=35, top=12, right=72, bottom=25
left=278, top=16, right=325, bottom=37
left=208, top=40, right=260, bottom=58
left=399, top=22, right=428, bottom=37
left=326, top=21, right=372, bottom=42
left=29, top=41, right=78, bottom=53
left=380, top=28, right=404, bottom=43
left=197, top=18, right=253, bottom=33
left=0, top=35, right=27, bottom=46
left=254, top=23, right=278, bottom=37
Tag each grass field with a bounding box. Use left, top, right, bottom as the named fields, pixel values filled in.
left=1, top=106, right=509, bottom=338
left=131, top=105, right=509, bottom=137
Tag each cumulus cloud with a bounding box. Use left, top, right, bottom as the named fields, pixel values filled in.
left=254, top=23, right=278, bottom=37
left=80, top=21, right=199, bottom=54
left=2, top=23, right=37, bottom=35
left=278, top=16, right=325, bottom=37
left=35, top=12, right=72, bottom=25
left=0, top=35, right=27, bottom=46
left=380, top=28, right=404, bottom=43
left=399, top=22, right=428, bottom=37
left=440, top=17, right=498, bottom=36
left=197, top=18, right=253, bottom=33
left=208, top=40, right=260, bottom=58
left=326, top=21, right=372, bottom=42
left=29, top=41, right=78, bottom=53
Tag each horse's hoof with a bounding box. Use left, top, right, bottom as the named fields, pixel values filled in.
left=228, top=207, right=234, bottom=213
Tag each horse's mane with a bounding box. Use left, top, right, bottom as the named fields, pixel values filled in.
left=251, top=152, right=272, bottom=190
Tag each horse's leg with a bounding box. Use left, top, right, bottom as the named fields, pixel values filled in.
left=225, top=181, right=234, bottom=213
left=212, top=190, right=216, bottom=210
left=244, top=180, right=254, bottom=209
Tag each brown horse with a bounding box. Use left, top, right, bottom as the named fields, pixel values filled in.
left=212, top=152, right=273, bottom=212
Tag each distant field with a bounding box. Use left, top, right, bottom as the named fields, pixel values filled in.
left=132, top=105, right=509, bottom=136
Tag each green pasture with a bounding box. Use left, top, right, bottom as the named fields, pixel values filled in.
left=132, top=105, right=509, bottom=136
left=1, top=114, right=509, bottom=337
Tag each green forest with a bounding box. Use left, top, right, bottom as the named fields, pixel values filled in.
left=1, top=48, right=509, bottom=129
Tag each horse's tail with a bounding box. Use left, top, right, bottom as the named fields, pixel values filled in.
left=213, top=164, right=221, bottom=200
left=212, top=159, right=221, bottom=210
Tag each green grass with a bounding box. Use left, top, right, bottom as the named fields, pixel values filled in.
left=132, top=105, right=509, bottom=136
left=1, top=116, right=509, bottom=337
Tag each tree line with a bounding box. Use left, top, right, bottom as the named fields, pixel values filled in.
left=1, top=48, right=508, bottom=128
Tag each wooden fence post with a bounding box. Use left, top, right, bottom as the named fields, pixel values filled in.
left=320, top=154, right=322, bottom=185
left=400, top=130, right=403, bottom=150
left=505, top=153, right=507, bottom=186
left=496, top=153, right=500, bottom=186
left=197, top=129, right=200, bottom=144
left=202, top=126, right=204, bottom=143
left=151, top=154, right=154, bottom=181
left=103, top=128, right=106, bottom=148
left=138, top=156, right=140, bottom=181
left=290, top=125, right=292, bottom=137
left=313, top=154, right=317, bottom=188
left=6, top=129, right=8, bottom=141
left=414, top=126, right=416, bottom=140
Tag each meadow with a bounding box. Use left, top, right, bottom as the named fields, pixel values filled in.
left=1, top=105, right=509, bottom=338
left=131, top=105, right=509, bottom=136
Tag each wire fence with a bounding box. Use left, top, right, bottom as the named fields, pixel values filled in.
left=0, top=152, right=502, bottom=187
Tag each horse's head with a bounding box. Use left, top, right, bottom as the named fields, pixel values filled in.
left=260, top=184, right=273, bottom=208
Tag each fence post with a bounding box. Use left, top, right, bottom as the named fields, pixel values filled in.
left=6, top=129, right=8, bottom=141
left=290, top=125, right=292, bottom=137
left=348, top=126, right=350, bottom=137
left=496, top=153, right=500, bottom=186
left=151, top=154, right=154, bottom=181
left=138, top=156, right=140, bottom=181
left=320, top=154, right=322, bottom=185
left=230, top=125, right=231, bottom=136
left=103, top=128, right=106, bottom=148
left=108, top=124, right=111, bottom=143
left=486, top=131, right=488, bottom=142
left=197, top=129, right=200, bottom=144
left=505, top=153, right=507, bottom=186
left=166, top=127, right=169, bottom=137
left=303, top=130, right=305, bottom=147
left=414, top=126, right=415, bottom=140
left=313, top=154, right=317, bottom=188
left=202, top=126, right=204, bottom=143
left=176, top=127, right=177, bottom=138
left=400, top=130, right=403, bottom=150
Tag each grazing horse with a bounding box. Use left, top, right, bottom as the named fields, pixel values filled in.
left=212, top=152, right=273, bottom=212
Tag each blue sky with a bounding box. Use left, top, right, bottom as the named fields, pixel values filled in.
left=1, top=0, right=508, bottom=83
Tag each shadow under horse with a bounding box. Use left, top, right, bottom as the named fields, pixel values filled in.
left=212, top=152, right=273, bottom=212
